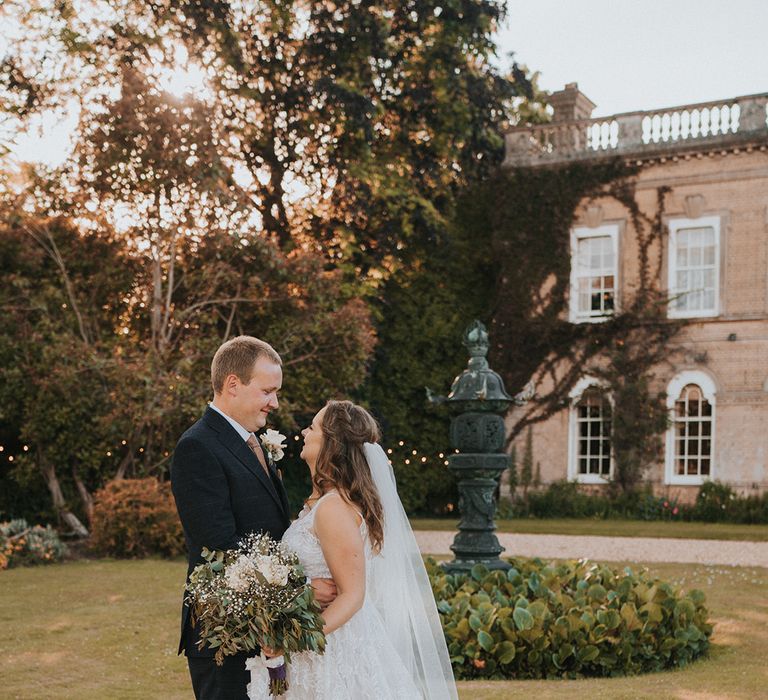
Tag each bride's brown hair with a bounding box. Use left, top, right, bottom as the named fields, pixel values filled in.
left=313, top=400, right=384, bottom=552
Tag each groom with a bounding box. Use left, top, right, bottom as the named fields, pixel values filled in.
left=171, top=335, right=334, bottom=700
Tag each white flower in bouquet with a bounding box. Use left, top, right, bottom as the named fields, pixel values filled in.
left=225, top=554, right=258, bottom=592
left=260, top=429, right=287, bottom=461
left=254, top=554, right=291, bottom=586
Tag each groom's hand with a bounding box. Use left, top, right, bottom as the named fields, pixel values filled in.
left=310, top=577, right=337, bottom=609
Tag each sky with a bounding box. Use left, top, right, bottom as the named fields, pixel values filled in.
left=5, top=0, right=768, bottom=166
left=495, top=0, right=768, bottom=116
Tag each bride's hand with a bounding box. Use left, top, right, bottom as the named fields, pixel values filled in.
left=310, top=577, right=337, bottom=610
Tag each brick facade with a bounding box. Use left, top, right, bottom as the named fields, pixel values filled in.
left=503, top=89, right=768, bottom=499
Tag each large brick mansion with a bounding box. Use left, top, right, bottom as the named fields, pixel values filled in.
left=504, top=84, right=768, bottom=499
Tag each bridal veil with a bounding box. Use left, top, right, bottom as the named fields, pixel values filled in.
left=363, top=442, right=458, bottom=700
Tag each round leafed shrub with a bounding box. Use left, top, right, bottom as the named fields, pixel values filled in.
left=0, top=519, right=67, bottom=570
left=428, top=558, right=712, bottom=680
left=90, top=478, right=185, bottom=558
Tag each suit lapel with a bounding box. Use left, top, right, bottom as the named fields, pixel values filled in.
left=202, top=408, right=287, bottom=516
left=265, top=451, right=291, bottom=518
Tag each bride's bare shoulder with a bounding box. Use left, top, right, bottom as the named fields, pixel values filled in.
left=313, top=491, right=363, bottom=535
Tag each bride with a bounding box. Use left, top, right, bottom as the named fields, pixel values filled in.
left=246, top=400, right=457, bottom=699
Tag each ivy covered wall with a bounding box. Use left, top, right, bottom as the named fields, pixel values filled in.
left=369, top=157, right=682, bottom=512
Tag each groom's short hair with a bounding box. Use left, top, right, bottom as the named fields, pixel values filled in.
left=211, top=336, right=282, bottom=394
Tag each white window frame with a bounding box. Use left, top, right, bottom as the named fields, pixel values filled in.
left=569, top=224, right=621, bottom=323
left=667, top=216, right=721, bottom=319
left=567, top=377, right=614, bottom=484
left=664, top=371, right=717, bottom=486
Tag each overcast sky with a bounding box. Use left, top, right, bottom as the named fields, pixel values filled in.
left=495, top=0, right=768, bottom=116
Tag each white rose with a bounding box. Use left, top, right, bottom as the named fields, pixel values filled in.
left=254, top=555, right=290, bottom=586
left=253, top=554, right=274, bottom=576
left=269, top=563, right=290, bottom=587
left=225, top=554, right=256, bottom=592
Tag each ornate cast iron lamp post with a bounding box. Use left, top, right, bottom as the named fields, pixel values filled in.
left=429, top=320, right=531, bottom=573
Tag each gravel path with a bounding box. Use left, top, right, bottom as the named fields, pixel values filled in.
left=414, top=531, right=768, bottom=567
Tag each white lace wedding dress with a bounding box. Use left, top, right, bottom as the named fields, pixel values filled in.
left=246, top=491, right=422, bottom=699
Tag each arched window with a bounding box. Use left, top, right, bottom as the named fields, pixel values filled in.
left=568, top=378, right=613, bottom=483
left=665, top=372, right=717, bottom=484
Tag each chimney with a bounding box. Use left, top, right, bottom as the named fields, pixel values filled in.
left=549, top=83, right=596, bottom=122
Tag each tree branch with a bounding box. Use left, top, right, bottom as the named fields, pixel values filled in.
left=24, top=223, right=91, bottom=346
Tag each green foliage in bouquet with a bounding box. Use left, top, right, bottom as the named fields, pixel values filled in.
left=0, top=518, right=67, bottom=570
left=428, top=557, right=712, bottom=680
left=186, top=534, right=325, bottom=668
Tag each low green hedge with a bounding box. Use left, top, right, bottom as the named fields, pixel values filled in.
left=691, top=481, right=768, bottom=523
left=503, top=480, right=768, bottom=524
left=428, top=557, right=712, bottom=680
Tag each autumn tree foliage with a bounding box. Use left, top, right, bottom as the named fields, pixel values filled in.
left=1, top=1, right=530, bottom=524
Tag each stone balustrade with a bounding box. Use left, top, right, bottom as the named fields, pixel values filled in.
left=503, top=93, right=768, bottom=168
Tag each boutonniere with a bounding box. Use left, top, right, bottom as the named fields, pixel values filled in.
left=260, top=429, right=287, bottom=462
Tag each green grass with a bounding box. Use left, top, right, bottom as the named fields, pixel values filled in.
left=0, top=559, right=188, bottom=700
left=0, top=558, right=766, bottom=699
left=411, top=517, right=768, bottom=541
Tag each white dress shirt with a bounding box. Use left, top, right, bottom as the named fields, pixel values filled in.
left=208, top=402, right=255, bottom=443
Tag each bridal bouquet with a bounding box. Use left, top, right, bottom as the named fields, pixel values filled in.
left=186, top=532, right=326, bottom=696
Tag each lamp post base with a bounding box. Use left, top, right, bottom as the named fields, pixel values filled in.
left=443, top=453, right=511, bottom=574
left=440, top=530, right=511, bottom=573
left=441, top=557, right=511, bottom=574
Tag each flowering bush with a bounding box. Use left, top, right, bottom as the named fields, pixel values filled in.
left=0, top=518, right=67, bottom=570
left=637, top=494, right=680, bottom=521
left=430, top=557, right=712, bottom=680
left=89, top=478, right=185, bottom=558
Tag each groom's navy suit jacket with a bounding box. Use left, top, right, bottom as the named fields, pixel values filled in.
left=171, top=406, right=291, bottom=657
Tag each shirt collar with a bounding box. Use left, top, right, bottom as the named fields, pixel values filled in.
left=209, top=402, right=254, bottom=443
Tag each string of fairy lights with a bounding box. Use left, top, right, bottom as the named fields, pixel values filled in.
left=1, top=438, right=458, bottom=467
left=0, top=444, right=26, bottom=463
left=386, top=441, right=455, bottom=467
left=282, top=435, right=456, bottom=467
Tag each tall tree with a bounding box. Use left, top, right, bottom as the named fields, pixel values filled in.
left=158, top=1, right=519, bottom=261
left=0, top=212, right=136, bottom=533
left=1, top=0, right=535, bottom=517
left=3, top=0, right=524, bottom=265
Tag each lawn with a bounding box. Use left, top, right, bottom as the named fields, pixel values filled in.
left=0, top=558, right=766, bottom=699
left=411, top=517, right=768, bottom=541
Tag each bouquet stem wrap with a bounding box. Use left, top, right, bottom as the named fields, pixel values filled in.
left=262, top=654, right=287, bottom=696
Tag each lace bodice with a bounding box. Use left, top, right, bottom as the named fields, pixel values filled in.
left=281, top=492, right=369, bottom=580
